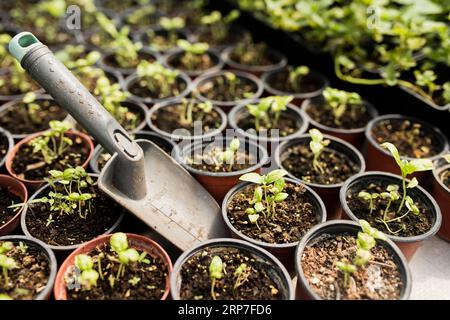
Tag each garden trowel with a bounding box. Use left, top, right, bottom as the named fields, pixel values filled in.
left=9, top=32, right=227, bottom=251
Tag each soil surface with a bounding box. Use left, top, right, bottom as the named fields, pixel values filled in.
left=152, top=104, right=222, bottom=136
left=227, top=183, right=319, bottom=244
left=103, top=51, right=157, bottom=70
left=12, top=134, right=90, bottom=181
left=346, top=182, right=434, bottom=237
left=0, top=134, right=8, bottom=162
left=26, top=184, right=122, bottom=246
left=237, top=112, right=299, bottom=138
left=371, top=119, right=442, bottom=158
left=0, top=73, right=40, bottom=97
left=0, top=100, right=67, bottom=136
left=301, top=233, right=403, bottom=300
left=197, top=28, right=247, bottom=47
left=0, top=241, right=50, bottom=300
left=180, top=247, right=282, bottom=300
left=142, top=30, right=186, bottom=52
left=187, top=148, right=253, bottom=173
left=196, top=74, right=257, bottom=102
left=168, top=52, right=216, bottom=72
left=230, top=45, right=279, bottom=67
left=281, top=142, right=360, bottom=185
left=267, top=70, right=322, bottom=94
left=129, top=77, right=187, bottom=100
left=442, top=169, right=450, bottom=189
left=67, top=243, right=168, bottom=300
left=0, top=187, right=22, bottom=226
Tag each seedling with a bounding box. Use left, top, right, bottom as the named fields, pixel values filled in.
left=216, top=138, right=240, bottom=172
left=110, top=233, right=149, bottom=280
left=209, top=255, right=223, bottom=300
left=0, top=242, right=16, bottom=286
left=177, top=39, right=210, bottom=70
left=288, top=65, right=309, bottom=92
left=179, top=99, right=213, bottom=126
left=127, top=4, right=156, bottom=25
left=309, top=129, right=330, bottom=174
left=246, top=96, right=293, bottom=131
left=160, top=17, right=185, bottom=31
left=233, top=263, right=250, bottom=291
left=357, top=191, right=379, bottom=213
left=19, top=92, right=42, bottom=125
left=75, top=254, right=99, bottom=290
left=136, top=61, right=180, bottom=98
left=322, top=87, right=364, bottom=125
left=0, top=34, right=13, bottom=69
left=200, top=10, right=240, bottom=43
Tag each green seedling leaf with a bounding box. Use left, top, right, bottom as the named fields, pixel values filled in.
left=356, top=232, right=376, bottom=251
left=209, top=256, right=223, bottom=280
left=110, top=233, right=129, bottom=253
left=75, top=254, right=94, bottom=271
left=239, top=172, right=264, bottom=184
left=265, top=169, right=288, bottom=184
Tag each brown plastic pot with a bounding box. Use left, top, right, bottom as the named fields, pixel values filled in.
left=302, top=96, right=378, bottom=149
left=221, top=178, right=326, bottom=274
left=54, top=233, right=173, bottom=300
left=0, top=235, right=57, bottom=300
left=5, top=130, right=94, bottom=189
left=0, top=175, right=27, bottom=236
left=275, top=134, right=366, bottom=220
left=432, top=158, right=450, bottom=241
left=340, top=171, right=442, bottom=261
left=178, top=137, right=269, bottom=203
left=170, top=238, right=294, bottom=300
left=163, top=48, right=224, bottom=78
left=0, top=126, right=13, bottom=169
left=295, top=220, right=412, bottom=300
left=221, top=45, right=287, bottom=77
left=365, top=114, right=449, bottom=186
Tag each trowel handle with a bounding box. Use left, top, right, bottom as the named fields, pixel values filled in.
left=9, top=32, right=143, bottom=162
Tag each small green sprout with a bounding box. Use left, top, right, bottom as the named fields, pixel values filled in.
left=75, top=254, right=99, bottom=290
left=136, top=61, right=180, bottom=98
left=209, top=255, right=223, bottom=300
left=160, top=17, right=185, bottom=31
left=110, top=233, right=140, bottom=280
left=233, top=263, right=250, bottom=291
left=179, top=99, right=213, bottom=126
left=177, top=39, right=210, bottom=70
left=0, top=242, right=13, bottom=254
left=246, top=96, right=293, bottom=131
left=217, top=138, right=240, bottom=172
left=414, top=70, right=439, bottom=97
left=288, top=66, right=309, bottom=92
left=201, top=10, right=240, bottom=43
left=322, top=87, right=363, bottom=125
left=0, top=254, right=16, bottom=286
left=357, top=191, right=379, bottom=213
left=381, top=185, right=400, bottom=220
left=309, top=129, right=330, bottom=174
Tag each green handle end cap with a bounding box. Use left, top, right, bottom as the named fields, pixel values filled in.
left=9, top=32, right=42, bottom=63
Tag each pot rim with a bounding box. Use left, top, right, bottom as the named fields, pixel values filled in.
left=193, top=70, right=264, bottom=108
left=365, top=114, right=449, bottom=162
left=0, top=234, right=57, bottom=300
left=146, top=98, right=227, bottom=141
left=294, top=220, right=412, bottom=300
left=170, top=237, right=294, bottom=300
left=432, top=158, right=450, bottom=193
left=20, top=173, right=125, bottom=251
left=0, top=126, right=14, bottom=168
left=163, top=47, right=225, bottom=77
left=274, top=133, right=366, bottom=189
left=0, top=174, right=28, bottom=233
left=221, top=177, right=327, bottom=249
left=339, top=170, right=442, bottom=243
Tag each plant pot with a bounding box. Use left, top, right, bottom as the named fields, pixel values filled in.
left=193, top=25, right=252, bottom=53
left=5, top=130, right=94, bottom=189
left=221, top=177, right=326, bottom=274
left=124, top=71, right=192, bottom=106
left=432, top=158, right=450, bottom=241
left=0, top=94, right=69, bottom=141
left=193, top=70, right=264, bottom=112
left=163, top=48, right=224, bottom=78
left=295, top=220, right=412, bottom=300
left=146, top=98, right=227, bottom=143
left=0, top=235, right=57, bottom=300
left=261, top=68, right=329, bottom=107
left=134, top=27, right=191, bottom=53
left=89, top=130, right=178, bottom=174
left=20, top=174, right=125, bottom=255
left=178, top=137, right=269, bottom=202
left=119, top=4, right=162, bottom=32
left=221, top=45, right=287, bottom=77
left=365, top=114, right=449, bottom=186
left=275, top=134, right=366, bottom=220
left=0, top=126, right=13, bottom=169
left=54, top=233, right=172, bottom=300
left=0, top=175, right=27, bottom=236
left=0, top=70, right=44, bottom=102
left=302, top=96, right=378, bottom=149
left=340, top=171, right=442, bottom=261
left=170, top=238, right=294, bottom=300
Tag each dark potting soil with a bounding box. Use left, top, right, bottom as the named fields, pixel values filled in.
left=197, top=28, right=247, bottom=46
left=0, top=134, right=8, bottom=161
left=306, top=102, right=373, bottom=130
left=129, top=77, right=187, bottom=100
left=0, top=73, right=40, bottom=96
left=267, top=70, right=322, bottom=94
left=104, top=51, right=157, bottom=70
left=371, top=119, right=442, bottom=158
left=0, top=241, right=50, bottom=300
left=281, top=143, right=360, bottom=185
left=0, top=187, right=21, bottom=226
left=152, top=104, right=222, bottom=135
left=196, top=75, right=257, bottom=102
left=301, top=233, right=403, bottom=300
left=237, top=112, right=299, bottom=138
left=168, top=52, right=216, bottom=72
left=180, top=247, right=282, bottom=300
left=12, top=135, right=90, bottom=181
left=67, top=244, right=168, bottom=300
left=442, top=169, right=450, bottom=189
left=346, top=182, right=434, bottom=237
left=187, top=148, right=253, bottom=173
left=0, top=100, right=67, bottom=135
left=230, top=46, right=279, bottom=67
left=227, top=183, right=319, bottom=244
left=26, top=184, right=122, bottom=247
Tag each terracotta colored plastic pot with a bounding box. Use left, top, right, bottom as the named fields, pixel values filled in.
left=124, top=71, right=192, bottom=106
left=340, top=171, right=442, bottom=261
left=0, top=126, right=13, bottom=169
left=0, top=175, right=27, bottom=236
left=163, top=48, right=224, bottom=78
left=275, top=134, right=366, bottom=220
left=5, top=130, right=94, bottom=189
left=133, top=27, right=191, bottom=53
left=221, top=178, right=326, bottom=274
left=178, top=137, right=269, bottom=202
left=295, top=220, right=412, bottom=300
left=54, top=233, right=173, bottom=300
left=170, top=238, right=294, bottom=300
left=302, top=96, right=378, bottom=149
left=98, top=47, right=162, bottom=76
left=20, top=174, right=124, bottom=255
left=193, top=70, right=264, bottom=112
left=0, top=235, right=57, bottom=300
left=365, top=114, right=449, bottom=186
left=146, top=98, right=227, bottom=143
left=261, top=68, right=329, bottom=107
left=431, top=158, right=450, bottom=241
left=89, top=130, right=178, bottom=174
left=221, top=45, right=287, bottom=77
